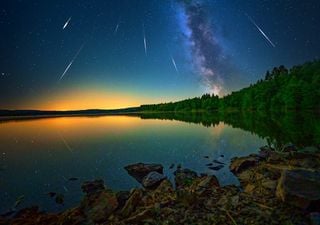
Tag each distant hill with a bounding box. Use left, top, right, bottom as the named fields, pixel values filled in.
left=140, top=60, right=320, bottom=112
left=0, top=107, right=140, bottom=118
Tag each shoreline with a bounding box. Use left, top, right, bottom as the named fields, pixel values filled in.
left=1, top=146, right=319, bottom=225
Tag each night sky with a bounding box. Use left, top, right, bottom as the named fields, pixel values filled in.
left=1, top=0, right=319, bottom=110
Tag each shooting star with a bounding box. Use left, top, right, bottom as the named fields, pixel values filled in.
left=171, top=56, right=179, bottom=74
left=58, top=43, right=84, bottom=81
left=246, top=14, right=275, bottom=47
left=63, top=17, right=71, bottom=30
left=114, top=22, right=120, bottom=34
left=143, top=24, right=147, bottom=56
left=58, top=133, right=73, bottom=153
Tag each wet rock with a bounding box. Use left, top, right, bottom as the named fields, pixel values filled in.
left=81, top=190, right=118, bottom=223
left=212, top=159, right=225, bottom=165
left=81, top=179, right=105, bottom=194
left=169, top=163, right=175, bottom=169
left=80, top=179, right=118, bottom=223
left=124, top=163, right=163, bottom=183
left=142, top=171, right=166, bottom=188
left=47, top=192, right=56, bottom=198
left=174, top=168, right=198, bottom=189
left=276, top=169, right=320, bottom=211
left=230, top=156, right=258, bottom=174
left=282, top=143, right=297, bottom=152
left=55, top=194, right=64, bottom=205
left=120, top=189, right=143, bottom=217
left=116, top=191, right=130, bottom=210
left=208, top=165, right=224, bottom=171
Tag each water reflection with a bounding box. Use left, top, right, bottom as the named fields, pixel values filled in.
left=0, top=112, right=319, bottom=213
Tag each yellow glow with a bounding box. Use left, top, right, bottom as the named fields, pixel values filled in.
left=26, top=89, right=154, bottom=110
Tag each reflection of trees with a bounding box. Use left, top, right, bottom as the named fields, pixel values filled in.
left=139, top=112, right=320, bottom=148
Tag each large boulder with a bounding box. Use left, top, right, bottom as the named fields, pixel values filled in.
left=142, top=171, right=166, bottom=188
left=80, top=180, right=118, bottom=223
left=124, top=163, right=164, bottom=183
left=230, top=156, right=258, bottom=174
left=276, top=169, right=320, bottom=211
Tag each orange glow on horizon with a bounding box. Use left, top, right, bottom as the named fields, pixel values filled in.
left=25, top=89, right=159, bottom=110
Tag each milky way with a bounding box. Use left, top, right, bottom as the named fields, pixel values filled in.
left=177, top=0, right=240, bottom=96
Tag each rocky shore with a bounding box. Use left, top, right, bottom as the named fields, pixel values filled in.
left=1, top=146, right=320, bottom=225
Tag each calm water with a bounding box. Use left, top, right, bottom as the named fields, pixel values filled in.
left=0, top=112, right=319, bottom=213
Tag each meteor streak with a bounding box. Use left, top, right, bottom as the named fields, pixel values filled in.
left=143, top=24, right=147, bottom=56
left=59, top=43, right=84, bottom=81
left=246, top=14, right=275, bottom=47
left=171, top=56, right=179, bottom=74
left=63, top=17, right=71, bottom=30
left=114, top=23, right=120, bottom=34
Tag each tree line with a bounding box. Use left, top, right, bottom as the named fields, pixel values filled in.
left=140, top=60, right=320, bottom=112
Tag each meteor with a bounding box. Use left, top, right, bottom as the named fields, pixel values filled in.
left=246, top=14, right=275, bottom=47
left=63, top=17, right=71, bottom=30
left=171, top=56, right=179, bottom=74
left=59, top=43, right=84, bottom=81
left=114, top=23, right=120, bottom=35
left=143, top=23, right=147, bottom=56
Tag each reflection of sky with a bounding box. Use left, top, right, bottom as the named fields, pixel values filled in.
left=0, top=116, right=265, bottom=213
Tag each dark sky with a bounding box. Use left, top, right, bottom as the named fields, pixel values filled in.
left=1, top=0, right=319, bottom=110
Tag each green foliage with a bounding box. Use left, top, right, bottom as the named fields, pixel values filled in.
left=140, top=60, right=320, bottom=112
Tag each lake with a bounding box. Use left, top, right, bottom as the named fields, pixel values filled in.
left=0, top=112, right=319, bottom=213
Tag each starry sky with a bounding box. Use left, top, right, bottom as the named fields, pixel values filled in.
left=1, top=0, right=319, bottom=110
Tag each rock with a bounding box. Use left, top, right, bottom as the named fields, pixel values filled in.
left=55, top=194, right=64, bottom=205
left=276, top=169, right=320, bottom=211
left=208, top=165, right=224, bottom=171
left=300, top=146, right=319, bottom=154
left=155, top=179, right=174, bottom=193
left=124, top=163, right=164, bottom=183
left=244, top=184, right=255, bottom=193
left=261, top=179, right=277, bottom=191
left=142, top=171, right=166, bottom=188
left=116, top=191, right=130, bottom=210
left=230, top=156, right=258, bottom=174
left=195, top=175, right=220, bottom=195
left=82, top=190, right=118, bottom=223
left=81, top=179, right=105, bottom=194
left=260, top=145, right=274, bottom=152
left=120, top=189, right=143, bottom=217
left=174, top=168, right=198, bottom=189
left=80, top=180, right=118, bottom=223
left=267, top=151, right=285, bottom=163
left=258, top=148, right=272, bottom=160
left=282, top=143, right=297, bottom=152
left=309, top=212, right=320, bottom=225
left=212, top=159, right=225, bottom=165
left=124, top=208, right=154, bottom=224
